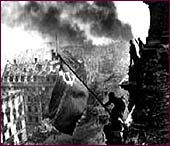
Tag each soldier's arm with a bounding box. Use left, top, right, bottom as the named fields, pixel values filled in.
left=104, top=101, right=112, bottom=107
left=135, top=39, right=139, bottom=45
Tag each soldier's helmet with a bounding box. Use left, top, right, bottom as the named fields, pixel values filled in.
left=129, top=40, right=133, bottom=44
left=108, top=92, right=117, bottom=102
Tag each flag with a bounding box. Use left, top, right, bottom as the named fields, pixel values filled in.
left=48, top=61, right=89, bottom=135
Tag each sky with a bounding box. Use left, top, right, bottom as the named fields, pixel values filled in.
left=1, top=1, right=150, bottom=73
left=115, top=1, right=150, bottom=42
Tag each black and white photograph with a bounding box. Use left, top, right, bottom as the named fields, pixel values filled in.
left=1, top=1, right=169, bottom=145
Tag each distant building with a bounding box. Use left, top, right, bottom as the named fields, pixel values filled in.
left=99, top=56, right=113, bottom=74
left=1, top=90, right=27, bottom=144
left=1, top=53, right=61, bottom=144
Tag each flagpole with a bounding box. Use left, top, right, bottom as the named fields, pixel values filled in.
left=56, top=33, right=59, bottom=54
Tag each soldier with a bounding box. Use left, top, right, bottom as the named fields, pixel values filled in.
left=129, top=40, right=139, bottom=66
left=103, top=92, right=126, bottom=144
left=135, top=37, right=144, bottom=57
left=104, top=92, right=125, bottom=120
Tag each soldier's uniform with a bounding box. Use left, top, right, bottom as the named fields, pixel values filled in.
left=129, top=40, right=138, bottom=66
left=104, top=92, right=126, bottom=144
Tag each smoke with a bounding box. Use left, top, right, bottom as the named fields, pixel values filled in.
left=74, top=1, right=132, bottom=40
left=2, top=1, right=133, bottom=46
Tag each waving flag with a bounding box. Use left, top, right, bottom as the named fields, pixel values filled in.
left=48, top=56, right=89, bottom=135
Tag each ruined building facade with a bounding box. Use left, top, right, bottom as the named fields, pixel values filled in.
left=121, top=1, right=169, bottom=144
left=1, top=90, right=27, bottom=144
left=1, top=56, right=60, bottom=144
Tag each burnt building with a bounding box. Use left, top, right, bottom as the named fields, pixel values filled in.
left=121, top=1, right=169, bottom=144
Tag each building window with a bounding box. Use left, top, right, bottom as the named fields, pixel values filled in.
left=34, top=96, right=37, bottom=102
left=3, top=76, right=8, bottom=82
left=33, top=76, right=37, bottom=82
left=27, top=96, right=31, bottom=102
left=2, top=124, right=8, bottom=135
left=12, top=99, right=15, bottom=105
left=9, top=76, right=13, bottom=82
left=45, top=87, right=49, bottom=92
left=23, top=68, right=26, bottom=72
left=16, top=120, right=22, bottom=131
left=5, top=107, right=10, bottom=122
left=7, top=114, right=10, bottom=122
left=5, top=96, right=9, bottom=102
left=14, top=86, right=18, bottom=90
left=28, top=106, right=31, bottom=112
left=52, top=76, right=56, bottom=82
left=18, top=133, right=22, bottom=142
left=21, top=75, right=25, bottom=82
left=15, top=76, right=18, bottom=82
left=12, top=95, right=15, bottom=99
left=46, top=76, right=50, bottom=82
left=18, top=104, right=22, bottom=116
left=35, top=117, right=39, bottom=122
left=13, top=108, right=16, bottom=120
left=9, top=128, right=12, bottom=137
left=27, top=76, right=31, bottom=82
left=34, top=106, right=38, bottom=112
left=28, top=116, right=32, bottom=122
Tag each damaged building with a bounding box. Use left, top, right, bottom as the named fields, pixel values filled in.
left=1, top=1, right=169, bottom=145
left=1, top=54, right=61, bottom=144
left=121, top=1, right=169, bottom=144
left=1, top=90, right=26, bottom=144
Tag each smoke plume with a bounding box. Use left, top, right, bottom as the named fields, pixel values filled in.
left=2, top=1, right=133, bottom=46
